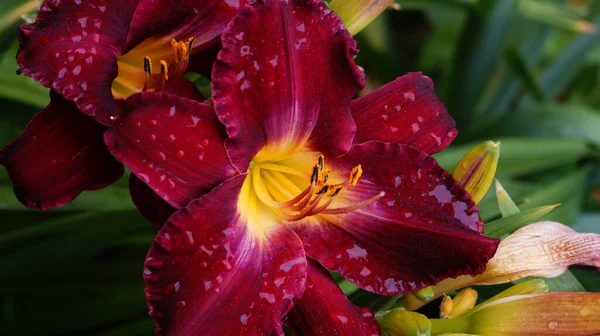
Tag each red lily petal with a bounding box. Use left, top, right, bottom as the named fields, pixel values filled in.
left=0, top=92, right=123, bottom=210
left=351, top=73, right=457, bottom=154
left=129, top=174, right=176, bottom=229
left=104, top=92, right=237, bottom=208
left=144, top=175, right=307, bottom=335
left=285, top=259, right=381, bottom=336
left=162, top=78, right=205, bottom=102
left=213, top=0, right=364, bottom=171
left=126, top=0, right=245, bottom=51
left=17, top=0, right=142, bottom=125
left=291, top=142, right=499, bottom=295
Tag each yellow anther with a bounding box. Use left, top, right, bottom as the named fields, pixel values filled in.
left=171, top=37, right=196, bottom=64
left=328, top=184, right=345, bottom=197
left=348, top=165, right=362, bottom=186
left=160, top=60, right=169, bottom=80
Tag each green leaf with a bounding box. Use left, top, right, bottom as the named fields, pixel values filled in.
left=517, top=0, right=597, bottom=34
left=498, top=103, right=600, bottom=146
left=502, top=46, right=544, bottom=101
left=537, top=16, right=600, bottom=98
left=446, top=0, right=517, bottom=129
left=479, top=24, right=552, bottom=129
left=495, top=180, right=520, bottom=217
left=434, top=137, right=591, bottom=177
left=485, top=204, right=559, bottom=237
left=0, top=43, right=49, bottom=108
left=544, top=271, right=587, bottom=292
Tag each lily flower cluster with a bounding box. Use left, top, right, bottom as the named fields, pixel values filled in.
left=1, top=0, right=598, bottom=335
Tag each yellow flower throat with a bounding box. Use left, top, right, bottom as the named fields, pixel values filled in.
left=238, top=151, right=385, bottom=240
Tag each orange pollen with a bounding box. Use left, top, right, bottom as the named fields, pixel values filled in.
left=141, top=37, right=195, bottom=93
left=258, top=155, right=384, bottom=222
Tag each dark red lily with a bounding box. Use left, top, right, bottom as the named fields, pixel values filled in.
left=104, top=0, right=500, bottom=334
left=1, top=0, right=243, bottom=209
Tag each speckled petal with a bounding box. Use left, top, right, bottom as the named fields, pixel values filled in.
left=17, top=0, right=142, bottom=125
left=161, top=77, right=205, bottom=102
left=351, top=73, right=457, bottom=154
left=285, top=259, right=381, bottom=336
left=126, top=0, right=246, bottom=52
left=104, top=92, right=237, bottom=208
left=290, top=142, right=499, bottom=296
left=0, top=92, right=123, bottom=210
left=144, top=175, right=307, bottom=336
left=213, top=0, right=364, bottom=171
left=129, top=174, right=176, bottom=229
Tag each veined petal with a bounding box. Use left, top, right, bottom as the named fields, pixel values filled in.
left=474, top=221, right=600, bottom=285
left=285, top=259, right=381, bottom=336
left=129, top=174, right=176, bottom=229
left=400, top=221, right=600, bottom=311
left=104, top=92, right=237, bottom=208
left=17, top=0, right=142, bottom=125
left=351, top=73, right=457, bottom=155
left=291, top=142, right=499, bottom=296
left=144, top=175, right=307, bottom=335
left=0, top=92, right=123, bottom=210
left=213, top=0, right=364, bottom=171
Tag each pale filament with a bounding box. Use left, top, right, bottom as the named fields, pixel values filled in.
left=252, top=155, right=385, bottom=222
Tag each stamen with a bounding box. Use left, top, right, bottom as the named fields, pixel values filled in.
left=142, top=56, right=152, bottom=92
left=160, top=60, right=169, bottom=81
left=317, top=154, right=324, bottom=171
left=320, top=192, right=385, bottom=215
left=250, top=155, right=384, bottom=222
left=311, top=165, right=319, bottom=184
left=348, top=165, right=362, bottom=186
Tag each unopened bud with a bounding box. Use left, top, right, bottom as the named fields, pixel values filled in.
left=440, top=295, right=453, bottom=319
left=413, top=286, right=435, bottom=303
left=452, top=141, right=500, bottom=204
left=376, top=309, right=431, bottom=336
left=448, top=288, right=477, bottom=318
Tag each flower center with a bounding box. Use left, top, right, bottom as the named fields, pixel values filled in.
left=238, top=151, right=384, bottom=239
left=111, top=36, right=195, bottom=99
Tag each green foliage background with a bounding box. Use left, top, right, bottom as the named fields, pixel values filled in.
left=1, top=0, right=599, bottom=335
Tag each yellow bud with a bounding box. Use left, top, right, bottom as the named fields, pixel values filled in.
left=448, top=288, right=478, bottom=318
left=377, top=309, right=431, bottom=336
left=452, top=141, right=500, bottom=204
left=413, top=286, right=435, bottom=302
left=329, top=0, right=397, bottom=36
left=440, top=296, right=453, bottom=319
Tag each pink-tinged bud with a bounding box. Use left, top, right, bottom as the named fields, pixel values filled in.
left=452, top=141, right=500, bottom=204
left=399, top=221, right=600, bottom=311
left=329, top=0, right=397, bottom=36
